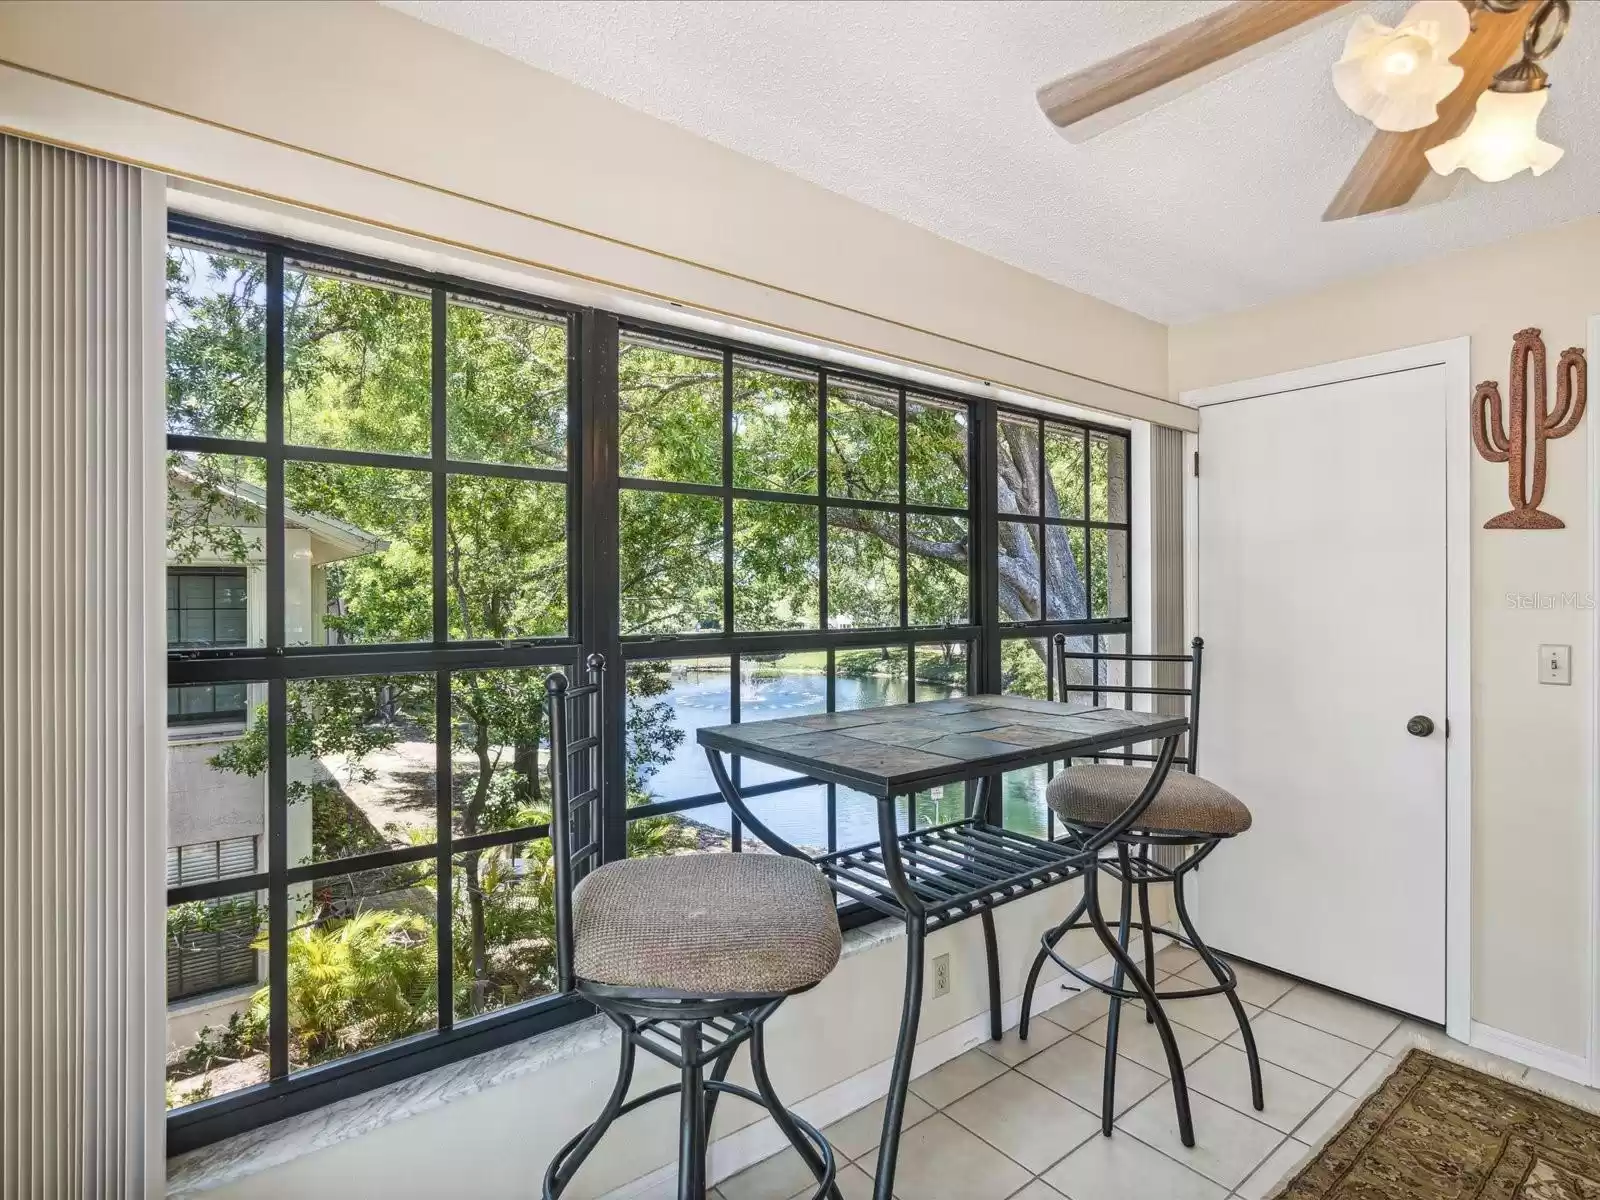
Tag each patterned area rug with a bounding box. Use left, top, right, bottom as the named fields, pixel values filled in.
left=1273, top=1049, right=1600, bottom=1198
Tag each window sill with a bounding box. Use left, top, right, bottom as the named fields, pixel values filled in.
left=165, top=916, right=905, bottom=1197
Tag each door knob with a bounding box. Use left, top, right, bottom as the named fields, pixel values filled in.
left=1406, top=715, right=1435, bottom=738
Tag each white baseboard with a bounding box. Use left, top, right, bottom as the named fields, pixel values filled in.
left=1469, top=1020, right=1593, bottom=1086
left=601, top=946, right=1146, bottom=1199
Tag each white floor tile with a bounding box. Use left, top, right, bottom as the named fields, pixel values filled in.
left=1042, top=1129, right=1228, bottom=1200
left=1184, top=1042, right=1332, bottom=1134
left=1292, top=1088, right=1362, bottom=1147
left=784, top=1163, right=874, bottom=1200
left=1079, top=1010, right=1216, bottom=1075
left=1037, top=986, right=1114, bottom=1032
left=1016, top=1034, right=1165, bottom=1118
left=1113, top=1088, right=1273, bottom=1196
left=944, top=1070, right=1101, bottom=1174
left=1376, top=1018, right=1436, bottom=1056
left=1181, top=960, right=1293, bottom=1009
left=1228, top=1012, right=1368, bottom=1087
left=909, top=1047, right=1008, bottom=1108
left=1114, top=1087, right=1283, bottom=1190
left=981, top=1016, right=1069, bottom=1067
left=823, top=1091, right=934, bottom=1161
left=1156, top=990, right=1263, bottom=1042
left=857, top=1113, right=1031, bottom=1200
left=1154, top=946, right=1202, bottom=976
left=1338, top=1051, right=1394, bottom=1098
left=722, top=1146, right=831, bottom=1200
left=1233, top=1138, right=1311, bottom=1200
left=1005, top=1181, right=1070, bottom=1200
left=1270, top=985, right=1402, bottom=1049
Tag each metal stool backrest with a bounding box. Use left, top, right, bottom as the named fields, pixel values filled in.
left=545, top=653, right=606, bottom=996
left=1051, top=634, right=1204, bottom=775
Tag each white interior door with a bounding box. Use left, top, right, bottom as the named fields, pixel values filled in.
left=1196, top=364, right=1448, bottom=1022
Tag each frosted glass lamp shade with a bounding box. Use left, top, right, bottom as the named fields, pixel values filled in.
left=1333, top=0, right=1470, bottom=132
left=1425, top=88, right=1564, bottom=183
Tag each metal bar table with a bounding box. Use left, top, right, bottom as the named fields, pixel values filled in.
left=700, top=694, right=1189, bottom=1200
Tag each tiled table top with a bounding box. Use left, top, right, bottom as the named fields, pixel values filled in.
left=697, top=695, right=1187, bottom=797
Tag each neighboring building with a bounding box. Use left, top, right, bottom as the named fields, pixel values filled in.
left=166, top=462, right=385, bottom=1047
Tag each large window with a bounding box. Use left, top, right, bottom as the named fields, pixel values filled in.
left=163, top=221, right=1132, bottom=1151
left=618, top=328, right=976, bottom=859
left=165, top=224, right=578, bottom=1146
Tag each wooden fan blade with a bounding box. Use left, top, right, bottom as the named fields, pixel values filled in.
left=1323, top=4, right=1534, bottom=222
left=1037, top=0, right=1352, bottom=136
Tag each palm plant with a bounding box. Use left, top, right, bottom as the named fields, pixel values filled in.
left=256, top=909, right=436, bottom=1063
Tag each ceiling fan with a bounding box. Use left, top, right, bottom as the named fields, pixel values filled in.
left=1035, top=0, right=1573, bottom=221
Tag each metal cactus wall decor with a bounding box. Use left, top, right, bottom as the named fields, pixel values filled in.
left=1472, top=327, right=1586, bottom=529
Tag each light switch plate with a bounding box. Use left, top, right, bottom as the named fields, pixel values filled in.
left=1540, top=644, right=1571, bottom=685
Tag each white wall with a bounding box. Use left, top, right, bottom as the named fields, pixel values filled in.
left=167, top=739, right=261, bottom=846
left=1170, top=214, right=1600, bottom=1060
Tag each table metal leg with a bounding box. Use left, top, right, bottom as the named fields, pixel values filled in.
left=966, top=774, right=1003, bottom=1042
left=872, top=795, right=927, bottom=1200
left=704, top=748, right=808, bottom=860
left=980, top=909, right=1002, bottom=1042
left=875, top=914, right=924, bottom=1200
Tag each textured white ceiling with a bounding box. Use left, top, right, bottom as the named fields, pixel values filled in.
left=385, top=0, right=1600, bottom=324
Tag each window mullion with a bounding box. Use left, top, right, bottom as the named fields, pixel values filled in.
left=577, top=310, right=625, bottom=863
left=429, top=288, right=454, bottom=1032
left=819, top=370, right=830, bottom=630
left=898, top=385, right=908, bottom=629
left=263, top=248, right=290, bottom=1081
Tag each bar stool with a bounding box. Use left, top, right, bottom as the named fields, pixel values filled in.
left=1017, top=636, right=1262, bottom=1149
left=542, top=657, right=845, bottom=1200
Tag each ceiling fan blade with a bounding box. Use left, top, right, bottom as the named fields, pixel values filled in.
left=1323, top=4, right=1533, bottom=222
left=1037, top=0, right=1352, bottom=137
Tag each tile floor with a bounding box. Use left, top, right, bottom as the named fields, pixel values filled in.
left=714, top=946, right=1584, bottom=1200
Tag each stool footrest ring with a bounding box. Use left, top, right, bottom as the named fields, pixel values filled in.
left=1041, top=919, right=1239, bottom=1001
left=543, top=1079, right=838, bottom=1199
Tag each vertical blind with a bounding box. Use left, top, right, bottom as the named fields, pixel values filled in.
left=0, top=135, right=165, bottom=1197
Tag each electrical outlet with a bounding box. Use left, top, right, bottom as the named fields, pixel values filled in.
left=932, top=953, right=951, bottom=998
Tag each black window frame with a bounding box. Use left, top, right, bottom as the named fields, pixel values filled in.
left=162, top=216, right=1133, bottom=1153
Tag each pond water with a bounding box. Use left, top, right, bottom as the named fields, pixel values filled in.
left=636, top=665, right=1051, bottom=852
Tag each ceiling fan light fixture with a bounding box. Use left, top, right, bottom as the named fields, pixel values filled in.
left=1425, top=85, right=1563, bottom=182
left=1426, top=0, right=1569, bottom=184
left=1332, top=0, right=1471, bottom=132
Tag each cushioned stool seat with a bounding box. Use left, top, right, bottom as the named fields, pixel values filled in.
left=573, top=853, right=842, bottom=995
left=1046, top=764, right=1252, bottom=836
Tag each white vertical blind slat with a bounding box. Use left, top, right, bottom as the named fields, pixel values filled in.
left=0, top=134, right=164, bottom=1199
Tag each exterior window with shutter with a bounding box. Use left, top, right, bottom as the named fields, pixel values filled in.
left=165, top=836, right=261, bottom=1001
